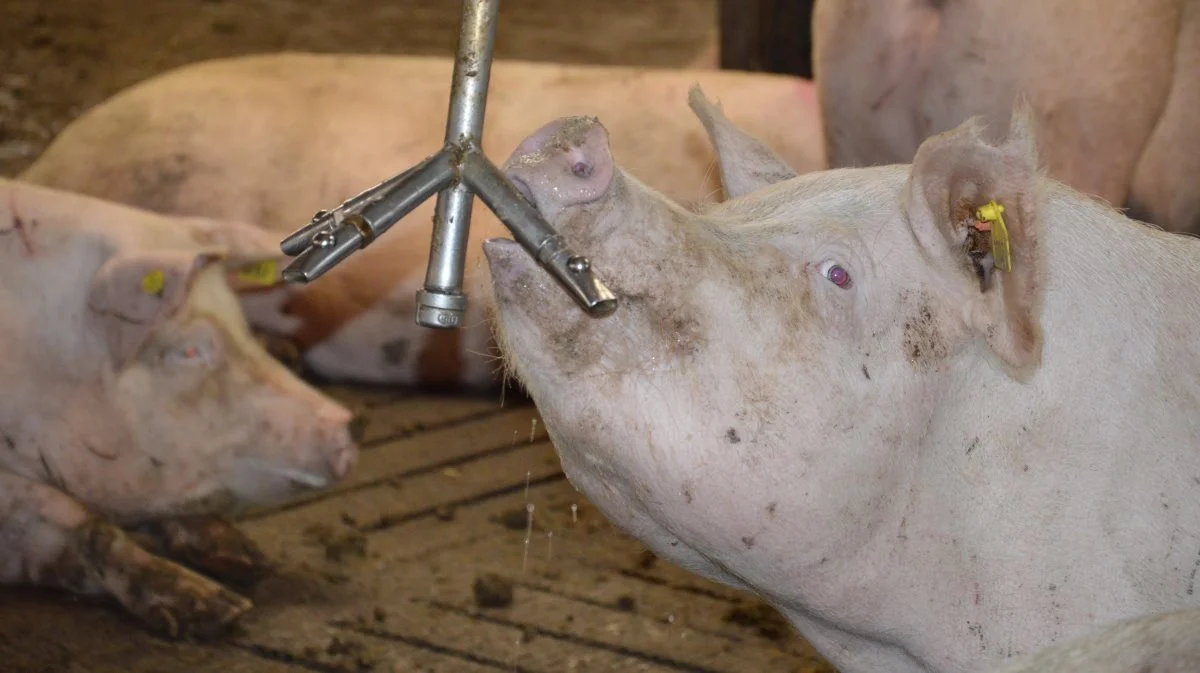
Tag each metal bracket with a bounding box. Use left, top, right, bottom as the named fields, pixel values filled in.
left=278, top=0, right=618, bottom=328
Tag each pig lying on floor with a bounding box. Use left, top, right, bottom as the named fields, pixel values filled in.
left=482, top=91, right=1200, bottom=673
left=812, top=0, right=1200, bottom=234
left=19, top=52, right=823, bottom=390
left=0, top=178, right=358, bottom=640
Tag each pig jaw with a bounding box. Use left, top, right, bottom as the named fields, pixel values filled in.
left=111, top=267, right=358, bottom=518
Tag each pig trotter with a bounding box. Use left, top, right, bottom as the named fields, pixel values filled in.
left=129, top=516, right=274, bottom=589
left=76, top=517, right=253, bottom=641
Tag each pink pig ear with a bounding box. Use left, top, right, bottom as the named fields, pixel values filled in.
left=176, top=216, right=295, bottom=293
left=687, top=85, right=798, bottom=200
left=903, top=101, right=1045, bottom=379
left=88, top=250, right=215, bottom=367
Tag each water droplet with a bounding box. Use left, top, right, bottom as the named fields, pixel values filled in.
left=522, top=503, right=535, bottom=573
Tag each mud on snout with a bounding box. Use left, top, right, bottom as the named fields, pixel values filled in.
left=483, top=115, right=707, bottom=386
left=483, top=115, right=622, bottom=380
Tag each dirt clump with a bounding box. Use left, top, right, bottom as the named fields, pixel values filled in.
left=472, top=573, right=514, bottom=609
left=723, top=599, right=790, bottom=642
left=302, top=523, right=368, bottom=563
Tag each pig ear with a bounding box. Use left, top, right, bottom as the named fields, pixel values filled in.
left=687, top=85, right=798, bottom=200
left=88, top=250, right=215, bottom=367
left=903, top=102, right=1045, bottom=378
left=177, top=216, right=294, bottom=294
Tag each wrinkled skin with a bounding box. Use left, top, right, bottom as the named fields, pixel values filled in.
left=20, top=52, right=823, bottom=390
left=484, top=91, right=1200, bottom=673
left=0, top=179, right=358, bottom=640
left=813, top=0, right=1200, bottom=234
left=990, top=609, right=1200, bottom=673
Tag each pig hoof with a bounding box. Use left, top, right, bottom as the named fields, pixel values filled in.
left=74, top=518, right=253, bottom=641
left=131, top=516, right=274, bottom=588
left=135, top=564, right=254, bottom=641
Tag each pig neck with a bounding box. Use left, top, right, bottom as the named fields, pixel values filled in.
left=744, top=183, right=1200, bottom=673
left=0, top=234, right=137, bottom=488
left=5, top=235, right=111, bottom=382
left=911, top=181, right=1200, bottom=493
left=953, top=180, right=1200, bottom=437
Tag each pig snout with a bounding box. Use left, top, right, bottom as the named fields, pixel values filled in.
left=315, top=400, right=357, bottom=481
left=242, top=382, right=359, bottom=494
left=502, top=116, right=615, bottom=221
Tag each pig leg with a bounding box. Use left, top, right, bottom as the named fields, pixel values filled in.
left=127, top=516, right=273, bottom=589
left=0, top=473, right=252, bottom=640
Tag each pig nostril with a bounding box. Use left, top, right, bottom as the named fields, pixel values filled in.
left=572, top=161, right=593, bottom=178
left=509, top=175, right=536, bottom=205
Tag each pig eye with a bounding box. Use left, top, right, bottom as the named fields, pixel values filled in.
left=163, top=322, right=220, bottom=368
left=819, top=260, right=853, bottom=289
left=165, top=344, right=212, bottom=368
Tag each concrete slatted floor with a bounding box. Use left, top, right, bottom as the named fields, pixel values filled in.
left=1, top=387, right=835, bottom=672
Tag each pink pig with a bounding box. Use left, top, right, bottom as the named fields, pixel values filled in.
left=0, top=178, right=357, bottom=639
left=20, top=53, right=824, bottom=390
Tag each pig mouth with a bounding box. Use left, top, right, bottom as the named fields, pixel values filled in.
left=508, top=176, right=538, bottom=209
left=233, top=457, right=335, bottom=491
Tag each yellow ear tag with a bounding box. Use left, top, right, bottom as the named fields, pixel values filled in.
left=236, top=259, right=279, bottom=286
left=976, top=200, right=1012, bottom=273
left=141, top=269, right=166, bottom=296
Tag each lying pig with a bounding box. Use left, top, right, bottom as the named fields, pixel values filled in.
left=19, top=52, right=823, bottom=390
left=483, top=90, right=1200, bottom=673
left=990, top=609, right=1200, bottom=673
left=0, top=178, right=358, bottom=640
left=813, top=0, right=1200, bottom=234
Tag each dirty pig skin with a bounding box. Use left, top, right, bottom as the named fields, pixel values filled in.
left=20, top=53, right=823, bottom=390
left=483, top=89, right=1200, bottom=673
left=812, top=0, right=1200, bottom=235
left=0, top=179, right=358, bottom=640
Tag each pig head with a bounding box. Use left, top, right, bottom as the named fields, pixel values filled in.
left=0, top=179, right=357, bottom=521
left=484, top=89, right=1200, bottom=673
left=0, top=178, right=359, bottom=639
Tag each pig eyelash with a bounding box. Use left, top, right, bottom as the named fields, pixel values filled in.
left=818, top=260, right=853, bottom=289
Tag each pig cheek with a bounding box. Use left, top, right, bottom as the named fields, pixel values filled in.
left=113, top=367, right=240, bottom=509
